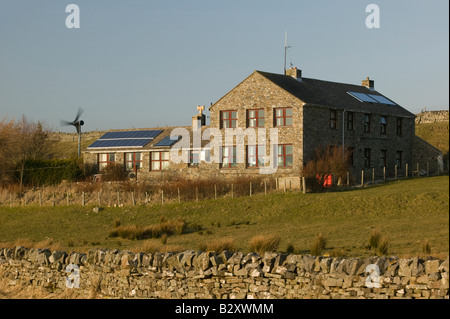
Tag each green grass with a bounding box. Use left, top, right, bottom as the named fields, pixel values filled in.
left=0, top=176, right=448, bottom=258
left=416, top=122, right=449, bottom=156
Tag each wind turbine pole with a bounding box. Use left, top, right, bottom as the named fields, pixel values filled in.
left=78, top=126, right=81, bottom=158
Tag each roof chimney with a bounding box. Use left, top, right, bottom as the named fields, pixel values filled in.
left=285, top=67, right=302, bottom=80
left=192, top=105, right=206, bottom=130
left=362, top=77, right=375, bottom=90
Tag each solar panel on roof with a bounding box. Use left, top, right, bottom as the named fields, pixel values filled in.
left=88, top=138, right=151, bottom=148
left=99, top=130, right=163, bottom=140
left=347, top=92, right=378, bottom=103
left=154, top=135, right=182, bottom=147
left=368, top=94, right=396, bottom=105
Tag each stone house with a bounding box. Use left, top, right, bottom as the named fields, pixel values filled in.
left=83, top=68, right=442, bottom=182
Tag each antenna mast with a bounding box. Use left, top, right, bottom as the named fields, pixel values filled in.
left=284, top=31, right=292, bottom=74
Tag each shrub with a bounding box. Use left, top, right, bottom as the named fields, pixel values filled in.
left=369, top=229, right=381, bottom=250
left=249, top=234, right=280, bottom=255
left=422, top=240, right=431, bottom=255
left=204, top=237, right=236, bottom=253
left=377, top=237, right=389, bottom=256
left=310, top=233, right=327, bottom=256
left=303, top=145, right=351, bottom=192
left=108, top=218, right=187, bottom=240
left=100, top=163, right=128, bottom=182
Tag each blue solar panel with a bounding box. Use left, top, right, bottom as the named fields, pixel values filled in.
left=99, top=130, right=163, bottom=140
left=368, top=94, right=396, bottom=105
left=154, top=136, right=181, bottom=147
left=347, top=92, right=378, bottom=103
left=88, top=138, right=151, bottom=148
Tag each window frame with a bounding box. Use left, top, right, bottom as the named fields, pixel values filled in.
left=330, top=109, right=337, bottom=129
left=347, top=112, right=354, bottom=130
left=150, top=151, right=170, bottom=171
left=247, top=109, right=265, bottom=128
left=124, top=152, right=143, bottom=172
left=246, top=145, right=265, bottom=168
left=396, top=117, right=403, bottom=136
left=274, top=107, right=293, bottom=127
left=380, top=116, right=387, bottom=135
left=221, top=146, right=237, bottom=169
left=396, top=150, right=403, bottom=168
left=275, top=144, right=293, bottom=168
left=220, top=110, right=238, bottom=129
left=98, top=153, right=116, bottom=171
left=364, top=114, right=371, bottom=133
left=364, top=148, right=371, bottom=168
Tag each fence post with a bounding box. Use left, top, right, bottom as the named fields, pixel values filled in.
left=284, top=179, right=286, bottom=193
left=406, top=163, right=408, bottom=178
left=117, top=191, right=120, bottom=206
left=145, top=192, right=149, bottom=204
left=372, top=168, right=375, bottom=184
left=39, top=192, right=42, bottom=207
left=231, top=184, right=234, bottom=198
left=383, top=166, right=386, bottom=182
left=395, top=165, right=398, bottom=180
left=214, top=184, right=217, bottom=199
left=178, top=188, right=181, bottom=203
left=264, top=180, right=267, bottom=195
left=347, top=172, right=350, bottom=187
left=196, top=187, right=199, bottom=202
left=82, top=192, right=85, bottom=207
left=302, top=176, right=306, bottom=194
left=161, top=189, right=164, bottom=205
left=131, top=192, right=136, bottom=206
left=361, top=170, right=364, bottom=186
left=250, top=182, right=252, bottom=197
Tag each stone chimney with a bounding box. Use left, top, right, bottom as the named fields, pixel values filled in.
left=192, top=105, right=206, bottom=130
left=362, top=77, right=375, bottom=90
left=285, top=67, right=302, bottom=80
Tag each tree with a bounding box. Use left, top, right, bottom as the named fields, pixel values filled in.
left=303, top=145, right=351, bottom=192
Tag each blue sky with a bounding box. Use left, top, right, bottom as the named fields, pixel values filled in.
left=0, top=0, right=448, bottom=132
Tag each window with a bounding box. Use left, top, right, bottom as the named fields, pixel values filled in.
left=98, top=153, right=115, bottom=171
left=347, top=147, right=354, bottom=166
left=396, top=117, right=403, bottom=136
left=125, top=152, right=142, bottom=171
left=380, top=150, right=387, bottom=167
left=380, top=116, right=387, bottom=134
left=364, top=114, right=371, bottom=132
left=247, top=109, right=265, bottom=128
left=274, top=108, right=293, bottom=127
left=247, top=145, right=265, bottom=168
left=220, top=110, right=237, bottom=128
left=189, top=150, right=200, bottom=167
left=364, top=148, right=371, bottom=167
left=330, top=110, right=337, bottom=129
left=221, top=146, right=237, bottom=168
left=151, top=151, right=169, bottom=171
left=275, top=144, right=293, bottom=167
left=396, top=151, right=402, bottom=168
left=347, top=112, right=354, bottom=130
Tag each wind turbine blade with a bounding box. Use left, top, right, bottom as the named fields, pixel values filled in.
left=74, top=107, right=84, bottom=122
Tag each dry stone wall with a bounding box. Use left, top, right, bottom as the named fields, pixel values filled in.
left=0, top=247, right=448, bottom=299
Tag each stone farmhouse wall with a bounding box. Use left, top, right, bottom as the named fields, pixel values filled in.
left=1, top=247, right=448, bottom=299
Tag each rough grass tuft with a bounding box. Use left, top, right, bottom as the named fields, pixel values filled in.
left=249, top=234, right=280, bottom=255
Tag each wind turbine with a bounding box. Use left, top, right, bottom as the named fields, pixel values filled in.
left=60, top=107, right=85, bottom=157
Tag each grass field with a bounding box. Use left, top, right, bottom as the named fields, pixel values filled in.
left=0, top=176, right=448, bottom=258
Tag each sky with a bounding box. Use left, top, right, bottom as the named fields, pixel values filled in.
left=0, top=0, right=448, bottom=133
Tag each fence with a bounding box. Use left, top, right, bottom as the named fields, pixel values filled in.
left=0, top=161, right=447, bottom=208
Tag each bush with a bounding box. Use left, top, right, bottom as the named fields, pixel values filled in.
left=249, top=234, right=280, bottom=255
left=203, top=237, right=236, bottom=253
left=303, top=145, right=351, bottom=192
left=369, top=229, right=381, bottom=250
left=310, top=233, right=327, bottom=256
left=108, top=218, right=187, bottom=240
left=17, top=158, right=84, bottom=186
left=100, top=163, right=128, bottom=182
left=377, top=237, right=389, bottom=256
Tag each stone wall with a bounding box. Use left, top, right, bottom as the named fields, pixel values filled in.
left=415, top=110, right=449, bottom=124
left=0, top=247, right=448, bottom=299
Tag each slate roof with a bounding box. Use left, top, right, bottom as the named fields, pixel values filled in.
left=257, top=71, right=416, bottom=118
